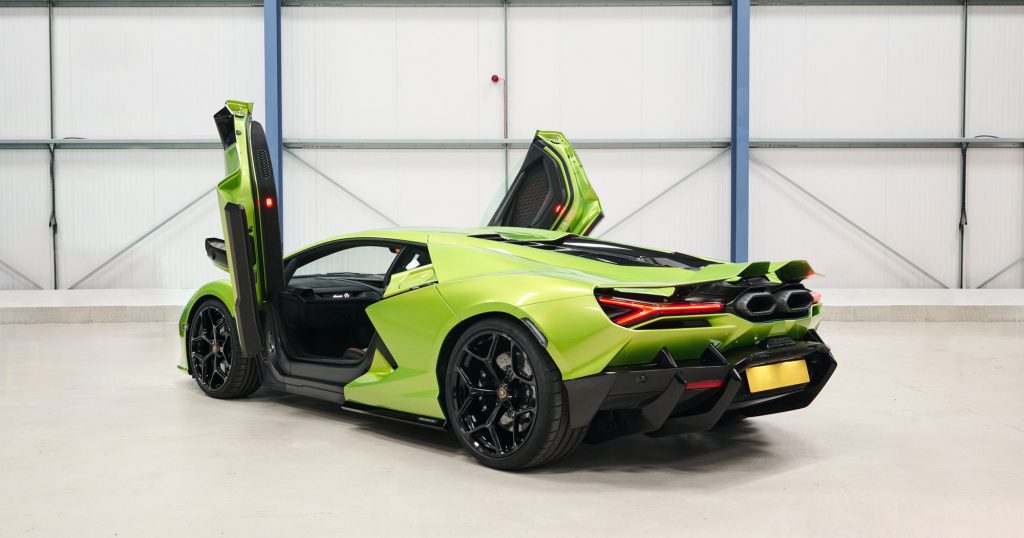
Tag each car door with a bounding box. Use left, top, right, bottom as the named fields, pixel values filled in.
left=213, top=101, right=284, bottom=358
left=488, top=130, right=603, bottom=236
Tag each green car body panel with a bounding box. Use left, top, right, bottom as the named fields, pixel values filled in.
left=180, top=225, right=823, bottom=420
left=181, top=101, right=829, bottom=433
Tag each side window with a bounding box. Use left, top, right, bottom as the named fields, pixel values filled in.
left=393, top=247, right=431, bottom=274
left=293, top=245, right=400, bottom=278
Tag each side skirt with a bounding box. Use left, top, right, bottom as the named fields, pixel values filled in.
left=340, top=401, right=448, bottom=430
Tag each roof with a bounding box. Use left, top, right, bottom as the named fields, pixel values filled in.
left=305, top=226, right=573, bottom=248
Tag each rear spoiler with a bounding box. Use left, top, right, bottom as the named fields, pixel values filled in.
left=769, top=260, right=816, bottom=283
left=597, top=259, right=816, bottom=291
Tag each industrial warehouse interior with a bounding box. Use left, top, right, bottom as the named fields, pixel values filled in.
left=1, top=1, right=1022, bottom=536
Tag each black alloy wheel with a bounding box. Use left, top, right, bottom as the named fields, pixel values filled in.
left=451, top=330, right=539, bottom=456
left=445, top=318, right=585, bottom=470
left=189, top=304, right=233, bottom=391
left=186, top=299, right=262, bottom=399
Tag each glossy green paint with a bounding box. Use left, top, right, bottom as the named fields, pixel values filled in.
left=340, top=228, right=821, bottom=418
left=382, top=264, right=438, bottom=299
left=216, top=101, right=271, bottom=301
left=345, top=285, right=458, bottom=419
left=533, top=130, right=603, bottom=235
left=181, top=224, right=822, bottom=420
left=179, top=106, right=821, bottom=421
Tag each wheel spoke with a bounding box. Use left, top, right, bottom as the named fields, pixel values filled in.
left=486, top=425, right=503, bottom=455
left=504, top=341, right=518, bottom=381
left=515, top=407, right=535, bottom=418
left=191, top=351, right=206, bottom=380
left=452, top=329, right=540, bottom=458
left=456, top=394, right=475, bottom=418
left=485, top=401, right=502, bottom=427
left=204, top=312, right=215, bottom=340
left=465, top=350, right=487, bottom=362
left=485, top=333, right=499, bottom=361
left=510, top=412, right=521, bottom=447
left=209, top=368, right=223, bottom=388
left=510, top=341, right=534, bottom=382
left=481, top=356, right=500, bottom=384
left=188, top=305, right=232, bottom=392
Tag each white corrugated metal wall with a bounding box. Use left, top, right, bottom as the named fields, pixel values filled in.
left=965, top=6, right=1024, bottom=288
left=0, top=6, right=263, bottom=290
left=0, top=4, right=1021, bottom=289
left=751, top=5, right=960, bottom=289
left=0, top=7, right=51, bottom=290
left=281, top=5, right=733, bottom=260
left=749, top=4, right=1024, bottom=289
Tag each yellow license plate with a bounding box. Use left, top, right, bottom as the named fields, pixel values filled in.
left=745, top=359, right=810, bottom=393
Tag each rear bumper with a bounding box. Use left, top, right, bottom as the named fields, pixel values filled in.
left=562, top=331, right=837, bottom=443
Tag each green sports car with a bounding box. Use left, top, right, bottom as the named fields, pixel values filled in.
left=179, top=101, right=837, bottom=470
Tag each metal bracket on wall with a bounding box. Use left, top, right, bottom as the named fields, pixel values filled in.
left=283, top=148, right=400, bottom=227
left=68, top=187, right=216, bottom=289
left=597, top=148, right=731, bottom=238
left=750, top=156, right=950, bottom=289
left=0, top=257, right=44, bottom=290
left=976, top=256, right=1024, bottom=289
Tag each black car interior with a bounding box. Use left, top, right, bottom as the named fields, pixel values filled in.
left=276, top=242, right=430, bottom=364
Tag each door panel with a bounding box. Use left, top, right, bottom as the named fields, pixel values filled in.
left=223, top=202, right=263, bottom=357
left=213, top=100, right=284, bottom=357
left=488, top=130, right=603, bottom=235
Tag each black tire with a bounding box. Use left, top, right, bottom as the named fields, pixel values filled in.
left=187, top=298, right=262, bottom=400
left=444, top=318, right=585, bottom=470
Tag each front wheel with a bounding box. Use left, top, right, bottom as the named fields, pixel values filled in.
left=187, top=298, right=262, bottom=399
left=444, top=318, right=585, bottom=470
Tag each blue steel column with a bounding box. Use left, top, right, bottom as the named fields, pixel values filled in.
left=730, top=0, right=750, bottom=262
left=265, top=0, right=283, bottom=229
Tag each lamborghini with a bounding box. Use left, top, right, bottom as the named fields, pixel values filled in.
left=179, top=101, right=837, bottom=470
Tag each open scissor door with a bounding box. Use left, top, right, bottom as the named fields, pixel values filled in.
left=212, top=101, right=284, bottom=357
left=488, top=131, right=603, bottom=235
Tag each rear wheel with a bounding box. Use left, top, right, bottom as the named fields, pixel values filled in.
left=444, top=318, right=585, bottom=470
left=187, top=299, right=262, bottom=399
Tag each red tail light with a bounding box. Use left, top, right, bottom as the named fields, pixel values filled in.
left=264, top=197, right=274, bottom=209
left=597, top=296, right=724, bottom=327
left=687, top=379, right=724, bottom=390
left=810, top=290, right=822, bottom=304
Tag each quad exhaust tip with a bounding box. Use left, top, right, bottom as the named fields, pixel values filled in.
left=775, top=289, right=814, bottom=313
left=734, top=289, right=814, bottom=317
left=734, top=292, right=777, bottom=317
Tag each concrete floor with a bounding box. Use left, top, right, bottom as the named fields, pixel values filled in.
left=1, top=322, right=1022, bottom=537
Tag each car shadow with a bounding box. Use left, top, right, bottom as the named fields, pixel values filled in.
left=242, top=387, right=810, bottom=483
left=261, top=389, right=462, bottom=455
left=535, top=421, right=774, bottom=473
